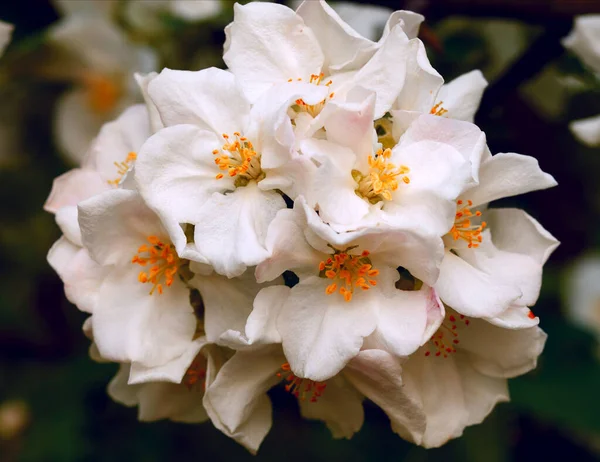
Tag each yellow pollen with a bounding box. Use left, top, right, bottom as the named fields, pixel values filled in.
left=213, top=133, right=263, bottom=185
left=276, top=363, right=327, bottom=403
left=131, top=235, right=180, bottom=295
left=107, top=151, right=137, bottom=186
left=318, top=246, right=378, bottom=302
left=450, top=200, right=487, bottom=248
left=430, top=101, right=448, bottom=117
left=182, top=354, right=207, bottom=390
left=82, top=73, right=121, bottom=115
left=354, top=148, right=410, bottom=204
left=424, top=313, right=470, bottom=358
left=292, top=72, right=333, bottom=117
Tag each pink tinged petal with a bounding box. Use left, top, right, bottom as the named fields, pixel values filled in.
left=458, top=319, right=547, bottom=379
left=78, top=189, right=165, bottom=266
left=129, top=338, right=208, bottom=384
left=147, top=68, right=249, bottom=134
left=278, top=276, right=377, bottom=382
left=366, top=269, right=433, bottom=357
left=134, top=125, right=225, bottom=259
left=570, top=115, right=600, bottom=147
left=189, top=271, right=264, bottom=344
left=435, top=70, right=488, bottom=123
left=463, top=152, right=557, bottom=208
left=223, top=2, right=324, bottom=103
left=203, top=345, right=284, bottom=454
left=486, top=208, right=559, bottom=265
left=255, top=209, right=324, bottom=283
left=348, top=25, right=413, bottom=118
left=92, top=267, right=195, bottom=367
left=393, top=38, right=443, bottom=113
left=434, top=250, right=522, bottom=318
left=44, top=168, right=108, bottom=213
left=85, top=104, right=151, bottom=182
left=297, top=0, right=379, bottom=72
left=48, top=237, right=106, bottom=314
left=344, top=349, right=426, bottom=444
left=219, top=285, right=290, bottom=349
left=298, top=374, right=364, bottom=439
left=193, top=184, right=286, bottom=278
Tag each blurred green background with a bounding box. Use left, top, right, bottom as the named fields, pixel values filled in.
left=1, top=0, right=600, bottom=460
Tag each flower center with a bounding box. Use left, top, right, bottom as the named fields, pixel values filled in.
left=82, top=73, right=122, bottom=115
left=450, top=200, right=487, bottom=248
left=131, top=235, right=180, bottom=295
left=182, top=354, right=207, bottom=390
left=107, top=151, right=137, bottom=186
left=430, top=101, right=448, bottom=116
left=319, top=246, right=379, bottom=302
left=424, top=312, right=470, bottom=358
left=213, top=132, right=264, bottom=187
left=277, top=363, right=327, bottom=403
left=353, top=148, right=410, bottom=204
left=290, top=73, right=335, bottom=118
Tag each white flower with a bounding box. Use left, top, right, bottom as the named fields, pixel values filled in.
left=49, top=11, right=156, bottom=163
left=46, top=104, right=151, bottom=313
left=255, top=197, right=444, bottom=381
left=435, top=152, right=558, bottom=318
left=401, top=305, right=546, bottom=448
left=135, top=67, right=326, bottom=276
left=562, top=15, right=600, bottom=146
left=304, top=100, right=486, bottom=233
left=565, top=254, right=600, bottom=347
left=203, top=289, right=428, bottom=453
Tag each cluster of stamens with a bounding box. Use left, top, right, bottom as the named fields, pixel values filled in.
left=319, top=246, right=379, bottom=302
left=450, top=200, right=487, bottom=248
left=353, top=148, right=410, bottom=203
left=107, top=151, right=137, bottom=186
left=131, top=236, right=180, bottom=295
left=182, top=354, right=207, bottom=390
left=425, top=313, right=470, bottom=358
left=290, top=73, right=335, bottom=117
left=277, top=363, right=327, bottom=403
left=430, top=101, right=448, bottom=117
left=213, top=132, right=263, bottom=185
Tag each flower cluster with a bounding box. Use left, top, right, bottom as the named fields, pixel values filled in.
left=46, top=1, right=558, bottom=452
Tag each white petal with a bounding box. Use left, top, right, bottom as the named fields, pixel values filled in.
left=565, top=254, right=600, bottom=334
left=171, top=0, right=222, bottom=21
left=255, top=208, right=324, bottom=283
left=219, top=285, right=290, bottom=349
left=459, top=320, right=547, bottom=378
left=344, top=349, right=426, bottom=444
left=278, top=276, right=377, bottom=382
left=108, top=364, right=140, bottom=408
left=147, top=68, right=249, bottom=134
left=134, top=125, right=225, bottom=259
left=463, top=153, right=557, bottom=208
left=486, top=305, right=540, bottom=329
left=193, top=184, right=285, bottom=277
left=93, top=267, right=195, bottom=367
left=435, top=70, right=488, bottom=122
left=298, top=374, right=364, bottom=439
left=78, top=189, right=165, bottom=266
left=189, top=270, right=264, bottom=344
left=223, top=2, right=324, bottom=102
left=137, top=382, right=208, bottom=423
left=562, top=16, right=600, bottom=74
left=85, top=104, right=151, bottom=182
left=55, top=205, right=82, bottom=246
left=203, top=345, right=283, bottom=454
left=570, top=114, right=600, bottom=147
left=383, top=11, right=423, bottom=40
left=486, top=208, right=559, bottom=265
left=44, top=168, right=108, bottom=213
left=435, top=250, right=522, bottom=318
left=134, top=72, right=164, bottom=133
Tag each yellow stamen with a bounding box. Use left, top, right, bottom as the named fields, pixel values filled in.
left=131, top=235, right=180, bottom=295
left=318, top=247, right=378, bottom=302
left=450, top=200, right=487, bottom=248
left=354, top=148, right=410, bottom=204
left=292, top=72, right=333, bottom=117
left=82, top=73, right=122, bottom=115
left=107, top=151, right=137, bottom=186
left=430, top=101, right=448, bottom=117
left=213, top=133, right=263, bottom=186
left=276, top=363, right=327, bottom=403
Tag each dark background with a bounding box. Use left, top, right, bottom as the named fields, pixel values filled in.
left=1, top=0, right=600, bottom=460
